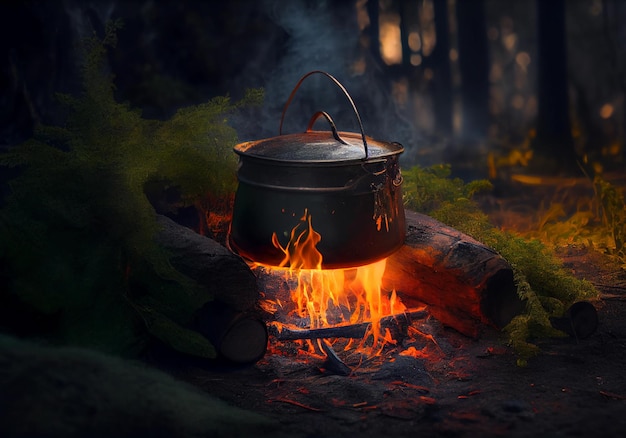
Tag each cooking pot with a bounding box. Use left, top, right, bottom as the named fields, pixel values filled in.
left=228, top=70, right=405, bottom=269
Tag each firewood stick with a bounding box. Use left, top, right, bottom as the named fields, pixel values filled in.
left=319, top=339, right=351, bottom=376
left=269, top=308, right=429, bottom=341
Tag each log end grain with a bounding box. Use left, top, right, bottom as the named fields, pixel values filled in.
left=193, top=300, right=268, bottom=364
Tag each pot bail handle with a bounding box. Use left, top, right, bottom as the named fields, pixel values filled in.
left=279, top=70, right=369, bottom=159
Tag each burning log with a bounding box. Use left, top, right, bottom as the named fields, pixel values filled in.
left=268, top=308, right=429, bottom=341
left=382, top=210, right=524, bottom=338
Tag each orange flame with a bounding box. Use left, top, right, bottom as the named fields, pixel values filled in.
left=267, top=209, right=406, bottom=354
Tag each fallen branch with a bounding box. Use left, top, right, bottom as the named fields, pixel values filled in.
left=268, top=308, right=429, bottom=341
left=268, top=398, right=324, bottom=412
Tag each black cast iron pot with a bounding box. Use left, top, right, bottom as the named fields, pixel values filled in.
left=228, top=71, right=405, bottom=269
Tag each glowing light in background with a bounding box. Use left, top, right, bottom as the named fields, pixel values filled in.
left=589, top=0, right=602, bottom=16
left=407, top=26, right=422, bottom=66
left=511, top=94, right=525, bottom=110
left=453, top=96, right=462, bottom=133
left=515, top=52, right=531, bottom=72
left=356, top=0, right=370, bottom=31
left=490, top=86, right=504, bottom=116
left=490, top=63, right=503, bottom=82
left=420, top=0, right=436, bottom=57
left=379, top=13, right=402, bottom=65
left=503, top=33, right=517, bottom=52
left=408, top=31, right=421, bottom=51
left=352, top=57, right=367, bottom=75
left=525, top=95, right=537, bottom=118
left=500, top=16, right=517, bottom=52
left=600, top=103, right=614, bottom=119
left=392, top=78, right=409, bottom=107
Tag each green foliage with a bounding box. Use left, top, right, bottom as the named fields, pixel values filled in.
left=402, top=164, right=493, bottom=216
left=0, top=23, right=262, bottom=357
left=402, top=164, right=600, bottom=364
left=524, top=175, right=626, bottom=269
left=593, top=176, right=626, bottom=264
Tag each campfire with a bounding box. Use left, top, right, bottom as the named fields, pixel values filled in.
left=229, top=208, right=524, bottom=375
left=248, top=208, right=431, bottom=371
left=223, top=71, right=437, bottom=370
left=222, top=71, right=524, bottom=372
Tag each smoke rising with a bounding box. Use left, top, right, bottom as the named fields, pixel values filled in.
left=231, top=0, right=422, bottom=165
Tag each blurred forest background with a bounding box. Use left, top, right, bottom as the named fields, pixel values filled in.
left=1, top=0, right=625, bottom=178
left=0, top=0, right=624, bottom=361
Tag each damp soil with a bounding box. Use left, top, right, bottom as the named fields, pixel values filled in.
left=154, top=245, right=626, bottom=438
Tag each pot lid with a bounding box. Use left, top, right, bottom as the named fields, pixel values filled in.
left=234, top=129, right=403, bottom=164
left=235, top=70, right=404, bottom=164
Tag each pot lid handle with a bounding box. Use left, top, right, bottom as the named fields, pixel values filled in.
left=306, top=111, right=349, bottom=145
left=279, top=70, right=369, bottom=159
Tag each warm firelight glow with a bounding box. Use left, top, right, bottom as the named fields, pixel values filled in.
left=264, top=209, right=406, bottom=354
left=600, top=103, right=614, bottom=119
left=379, top=15, right=402, bottom=65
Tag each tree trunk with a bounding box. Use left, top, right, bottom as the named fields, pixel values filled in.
left=366, top=0, right=382, bottom=65
left=431, top=0, right=453, bottom=136
left=455, top=0, right=490, bottom=142
left=602, top=0, right=626, bottom=165
left=531, top=0, right=580, bottom=175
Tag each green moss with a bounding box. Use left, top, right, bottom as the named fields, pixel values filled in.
left=402, top=164, right=600, bottom=364
left=0, top=22, right=262, bottom=358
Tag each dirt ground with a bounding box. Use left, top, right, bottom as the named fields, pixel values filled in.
left=154, top=244, right=626, bottom=438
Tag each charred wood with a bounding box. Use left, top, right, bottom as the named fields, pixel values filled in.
left=319, top=339, right=352, bottom=376
left=268, top=308, right=429, bottom=341
left=383, top=210, right=524, bottom=338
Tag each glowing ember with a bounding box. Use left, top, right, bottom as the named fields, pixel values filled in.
left=259, top=209, right=406, bottom=354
